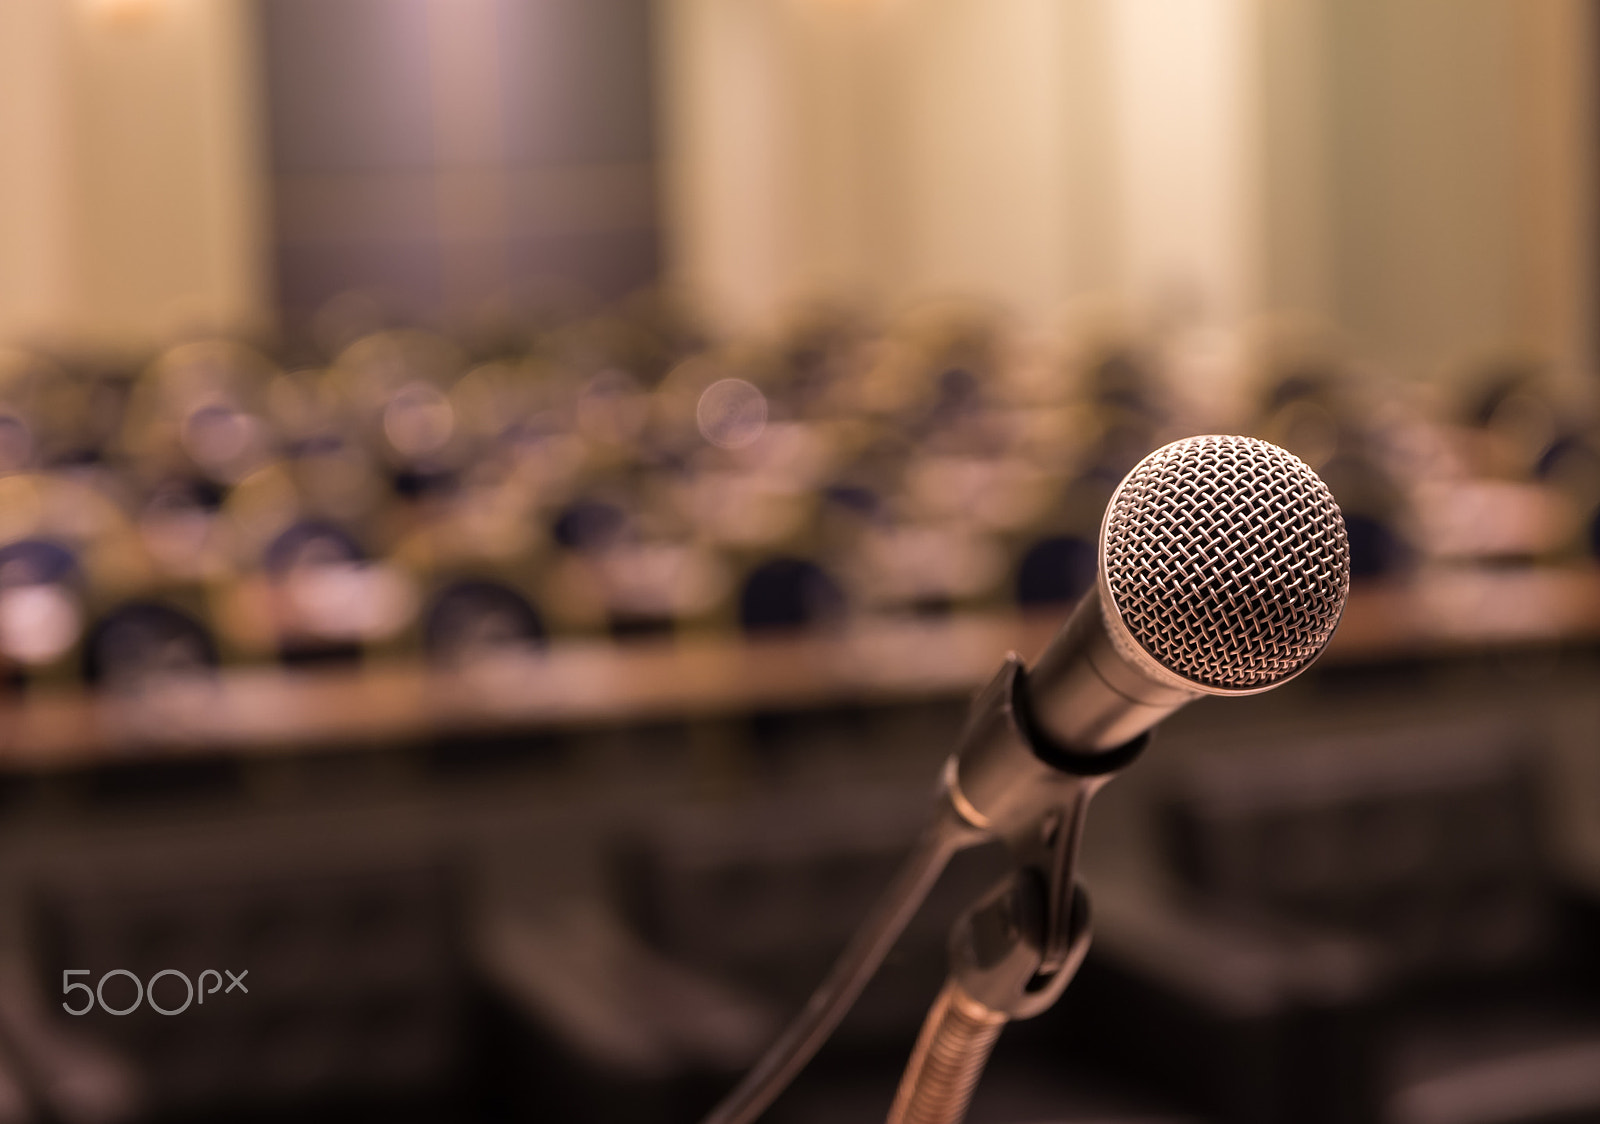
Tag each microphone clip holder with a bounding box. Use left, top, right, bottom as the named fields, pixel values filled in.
left=942, top=654, right=1147, bottom=857
left=949, top=851, right=1092, bottom=1022
left=945, top=654, right=1146, bottom=1018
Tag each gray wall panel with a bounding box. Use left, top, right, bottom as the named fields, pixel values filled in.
left=258, top=0, right=659, bottom=325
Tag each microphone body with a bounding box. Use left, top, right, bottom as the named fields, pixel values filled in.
left=948, top=432, right=1349, bottom=848
left=1026, top=586, right=1200, bottom=751
left=941, top=594, right=1180, bottom=853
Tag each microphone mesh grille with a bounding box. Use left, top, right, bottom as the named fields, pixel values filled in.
left=1103, top=435, right=1350, bottom=691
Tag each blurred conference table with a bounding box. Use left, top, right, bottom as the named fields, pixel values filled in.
left=2, top=564, right=1599, bottom=772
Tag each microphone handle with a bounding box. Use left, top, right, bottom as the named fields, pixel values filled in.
left=1025, top=589, right=1199, bottom=753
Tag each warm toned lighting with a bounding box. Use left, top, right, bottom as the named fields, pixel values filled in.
left=82, top=0, right=170, bottom=31
left=804, top=0, right=907, bottom=11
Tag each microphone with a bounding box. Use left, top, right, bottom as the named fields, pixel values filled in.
left=948, top=434, right=1350, bottom=845
left=1035, top=433, right=1349, bottom=747
left=882, top=437, right=1351, bottom=1124
left=702, top=434, right=1350, bottom=1124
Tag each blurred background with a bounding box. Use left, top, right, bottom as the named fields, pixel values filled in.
left=2, top=1, right=1600, bottom=1121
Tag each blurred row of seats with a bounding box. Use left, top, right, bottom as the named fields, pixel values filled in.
left=4, top=295, right=1600, bottom=691
left=11, top=688, right=1598, bottom=1123
left=589, top=718, right=1600, bottom=1124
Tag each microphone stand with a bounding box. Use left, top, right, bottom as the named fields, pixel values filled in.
left=699, top=656, right=1146, bottom=1124
left=884, top=810, right=1094, bottom=1124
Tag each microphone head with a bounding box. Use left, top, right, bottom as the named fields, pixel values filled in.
left=1098, top=434, right=1349, bottom=695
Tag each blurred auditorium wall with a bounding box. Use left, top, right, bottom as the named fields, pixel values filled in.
left=1314, top=0, right=1595, bottom=381
left=0, top=0, right=1592, bottom=387
left=656, top=0, right=1124, bottom=332
left=658, top=0, right=1596, bottom=387
left=0, top=0, right=269, bottom=349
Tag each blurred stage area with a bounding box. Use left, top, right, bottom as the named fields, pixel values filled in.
left=4, top=3, right=1600, bottom=1123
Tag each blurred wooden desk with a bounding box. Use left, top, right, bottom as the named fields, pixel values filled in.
left=3, top=565, right=1599, bottom=772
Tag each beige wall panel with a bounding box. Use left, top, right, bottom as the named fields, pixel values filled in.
left=1509, top=0, right=1595, bottom=383
left=1321, top=0, right=1520, bottom=375
left=0, top=0, right=268, bottom=350
left=656, top=0, right=792, bottom=332
left=0, top=1, right=73, bottom=342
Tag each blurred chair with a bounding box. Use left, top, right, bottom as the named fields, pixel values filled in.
left=736, top=557, right=845, bottom=634
left=420, top=579, right=545, bottom=665
left=1015, top=535, right=1097, bottom=607
left=1342, top=511, right=1409, bottom=583
left=81, top=603, right=217, bottom=689
left=0, top=949, right=140, bottom=1124
left=473, top=900, right=774, bottom=1124
left=31, top=853, right=463, bottom=1121
left=0, top=540, right=87, bottom=685
left=550, top=498, right=630, bottom=554
left=1066, top=723, right=1600, bottom=1124
left=261, top=520, right=389, bottom=667
left=262, top=520, right=367, bottom=578
left=548, top=497, right=690, bottom=639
